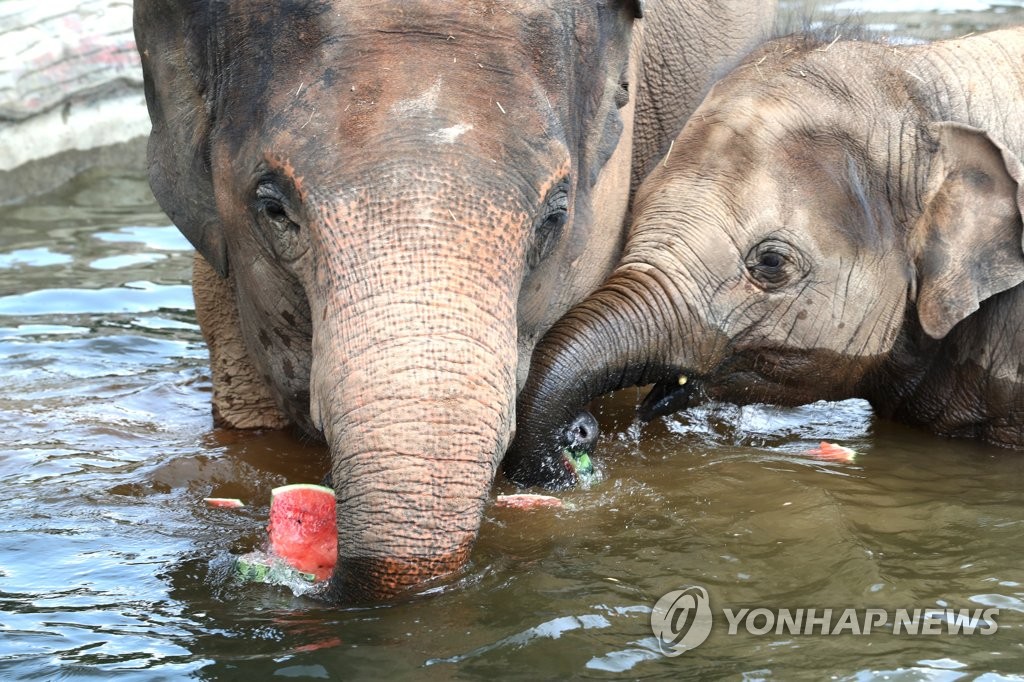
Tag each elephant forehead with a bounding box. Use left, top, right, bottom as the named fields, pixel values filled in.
left=229, top=64, right=565, bottom=167
left=682, top=125, right=897, bottom=249
left=211, top=2, right=587, bottom=134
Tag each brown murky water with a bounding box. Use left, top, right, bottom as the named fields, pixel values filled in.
left=2, top=3, right=1024, bottom=679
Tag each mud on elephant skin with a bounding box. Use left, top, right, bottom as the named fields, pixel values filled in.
left=506, top=28, right=1024, bottom=489
left=135, top=1, right=776, bottom=600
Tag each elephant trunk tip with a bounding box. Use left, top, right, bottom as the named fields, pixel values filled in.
left=503, top=405, right=601, bottom=490
left=505, top=270, right=685, bottom=489
left=565, top=411, right=600, bottom=453
left=326, top=544, right=474, bottom=603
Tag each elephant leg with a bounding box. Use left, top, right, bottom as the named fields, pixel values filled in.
left=192, top=253, right=289, bottom=430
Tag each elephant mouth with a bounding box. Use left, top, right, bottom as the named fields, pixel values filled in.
left=711, top=372, right=843, bottom=407
left=638, top=371, right=703, bottom=422
left=636, top=352, right=846, bottom=420
left=698, top=349, right=868, bottom=407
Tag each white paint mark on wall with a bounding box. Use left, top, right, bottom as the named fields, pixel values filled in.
left=431, top=123, right=473, bottom=144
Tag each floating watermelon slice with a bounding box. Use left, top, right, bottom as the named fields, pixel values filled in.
left=204, top=497, right=245, bottom=508
left=806, top=441, right=856, bottom=464
left=494, top=493, right=563, bottom=510
left=268, top=483, right=338, bottom=581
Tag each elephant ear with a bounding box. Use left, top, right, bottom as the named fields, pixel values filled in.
left=135, top=0, right=228, bottom=277
left=910, top=121, right=1024, bottom=339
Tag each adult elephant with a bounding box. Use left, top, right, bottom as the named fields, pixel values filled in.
left=505, top=28, right=1024, bottom=489
left=135, top=0, right=776, bottom=600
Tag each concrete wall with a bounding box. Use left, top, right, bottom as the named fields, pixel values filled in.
left=0, top=0, right=148, bottom=203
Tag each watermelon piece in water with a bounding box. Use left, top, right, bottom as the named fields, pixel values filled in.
left=806, top=441, right=856, bottom=464
left=204, top=497, right=245, bottom=508
left=268, top=483, right=338, bottom=581
left=494, top=494, right=563, bottom=510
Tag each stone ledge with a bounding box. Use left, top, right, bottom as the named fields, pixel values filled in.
left=0, top=0, right=148, bottom=200
left=0, top=135, right=147, bottom=204
left=1, top=90, right=149, bottom=172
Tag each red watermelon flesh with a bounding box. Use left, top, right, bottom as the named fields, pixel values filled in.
left=805, top=441, right=857, bottom=464
left=268, top=483, right=338, bottom=581
left=494, top=494, right=563, bottom=510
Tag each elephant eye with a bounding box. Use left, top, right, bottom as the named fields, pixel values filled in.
left=256, top=185, right=298, bottom=231
left=527, top=179, right=570, bottom=270
left=745, top=239, right=800, bottom=289
left=758, top=251, right=784, bottom=271
left=262, top=197, right=289, bottom=221
left=255, top=180, right=305, bottom=262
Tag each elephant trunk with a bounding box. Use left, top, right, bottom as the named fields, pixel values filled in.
left=504, top=267, right=677, bottom=488
left=308, top=219, right=519, bottom=601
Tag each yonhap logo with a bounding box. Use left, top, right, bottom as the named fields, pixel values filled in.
left=650, top=584, right=1000, bottom=657
left=650, top=586, right=714, bottom=656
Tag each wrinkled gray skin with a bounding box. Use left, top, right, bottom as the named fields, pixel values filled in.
left=135, top=0, right=776, bottom=600
left=507, top=28, right=1024, bottom=488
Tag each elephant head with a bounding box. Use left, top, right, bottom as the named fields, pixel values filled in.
left=505, top=33, right=1024, bottom=488
left=135, top=0, right=644, bottom=599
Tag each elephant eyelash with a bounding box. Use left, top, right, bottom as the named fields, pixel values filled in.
left=254, top=178, right=286, bottom=203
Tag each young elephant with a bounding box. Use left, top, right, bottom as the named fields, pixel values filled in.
left=505, top=28, right=1024, bottom=488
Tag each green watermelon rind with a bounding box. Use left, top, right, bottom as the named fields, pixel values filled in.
left=270, top=483, right=335, bottom=499
left=234, top=556, right=318, bottom=584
